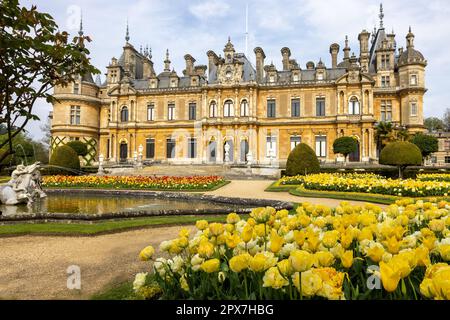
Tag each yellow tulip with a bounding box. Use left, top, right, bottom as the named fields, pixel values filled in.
left=366, top=245, right=385, bottom=263
left=229, top=253, right=250, bottom=273
left=200, top=258, right=220, bottom=273
left=178, top=228, right=190, bottom=238
left=340, top=250, right=353, bottom=269
left=384, top=236, right=400, bottom=254
left=429, top=219, right=445, bottom=233
left=322, top=231, right=339, bottom=248
left=226, top=212, right=240, bottom=224
left=225, top=233, right=241, bottom=249
left=289, top=250, right=314, bottom=272
left=254, top=224, right=266, bottom=237
left=315, top=251, right=335, bottom=267
left=195, top=220, right=208, bottom=230
left=270, top=230, right=284, bottom=254
left=208, top=223, right=224, bottom=236
left=293, top=230, right=306, bottom=246
left=242, top=225, right=254, bottom=243
left=225, top=223, right=235, bottom=233
left=420, top=278, right=436, bottom=299
left=292, top=269, right=323, bottom=297
left=380, top=261, right=401, bottom=292
left=415, top=246, right=431, bottom=267
left=438, top=244, right=450, bottom=261
left=389, top=256, right=412, bottom=279
left=249, top=253, right=267, bottom=272
left=262, top=266, right=288, bottom=289
left=357, top=227, right=373, bottom=242
left=197, top=239, right=214, bottom=258
left=340, top=231, right=353, bottom=249
left=431, top=266, right=450, bottom=299
left=139, top=245, right=155, bottom=261
left=422, top=235, right=436, bottom=250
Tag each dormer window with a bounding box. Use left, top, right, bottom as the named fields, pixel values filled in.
left=171, top=80, right=177, bottom=88
left=269, top=75, right=275, bottom=83
left=410, top=75, right=418, bottom=86
left=317, top=73, right=324, bottom=81
left=226, top=70, right=232, bottom=79
left=293, top=74, right=299, bottom=82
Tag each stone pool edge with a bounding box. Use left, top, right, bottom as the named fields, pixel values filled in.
left=0, top=188, right=294, bottom=223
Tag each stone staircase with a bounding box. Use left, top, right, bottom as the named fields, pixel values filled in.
left=106, top=164, right=280, bottom=180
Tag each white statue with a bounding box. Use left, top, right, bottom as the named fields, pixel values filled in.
left=224, top=142, right=231, bottom=163
left=0, top=162, right=47, bottom=205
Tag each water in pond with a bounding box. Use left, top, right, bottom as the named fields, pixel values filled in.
left=0, top=194, right=249, bottom=217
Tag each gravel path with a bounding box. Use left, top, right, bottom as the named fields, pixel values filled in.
left=0, top=226, right=192, bottom=300
left=205, top=180, right=383, bottom=207
left=0, top=180, right=386, bottom=300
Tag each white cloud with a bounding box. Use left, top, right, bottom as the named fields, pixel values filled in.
left=189, top=0, right=230, bottom=20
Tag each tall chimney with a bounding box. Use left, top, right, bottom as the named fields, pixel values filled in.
left=184, top=54, right=195, bottom=76
left=281, top=47, right=291, bottom=71
left=254, top=47, right=266, bottom=83
left=329, top=43, right=340, bottom=68
left=358, top=30, right=371, bottom=72
left=206, top=50, right=218, bottom=80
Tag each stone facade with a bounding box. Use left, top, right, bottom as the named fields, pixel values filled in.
left=50, top=9, right=427, bottom=167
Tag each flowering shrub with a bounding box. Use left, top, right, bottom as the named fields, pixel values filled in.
left=42, top=175, right=225, bottom=190
left=135, top=200, right=450, bottom=300
left=280, top=173, right=450, bottom=197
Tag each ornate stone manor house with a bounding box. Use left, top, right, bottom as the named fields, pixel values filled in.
left=50, top=7, right=427, bottom=167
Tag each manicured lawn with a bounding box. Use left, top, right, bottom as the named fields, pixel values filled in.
left=0, top=215, right=230, bottom=236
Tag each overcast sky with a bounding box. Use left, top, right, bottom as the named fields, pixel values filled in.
left=23, top=0, right=450, bottom=139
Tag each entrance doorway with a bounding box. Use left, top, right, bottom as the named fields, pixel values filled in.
left=208, top=140, right=217, bottom=162
left=119, top=142, right=128, bottom=162
left=349, top=140, right=360, bottom=162
left=240, top=140, right=249, bottom=163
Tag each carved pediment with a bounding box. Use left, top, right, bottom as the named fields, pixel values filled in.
left=217, top=63, right=243, bottom=85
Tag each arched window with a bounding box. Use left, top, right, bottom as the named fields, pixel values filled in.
left=240, top=99, right=249, bottom=117
left=224, top=100, right=234, bottom=117
left=120, top=106, right=129, bottom=122
left=348, top=97, right=360, bottom=115
left=209, top=101, right=217, bottom=118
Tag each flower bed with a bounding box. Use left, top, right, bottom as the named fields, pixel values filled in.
left=280, top=173, right=450, bottom=197
left=42, top=175, right=226, bottom=191
left=134, top=200, right=449, bottom=300
left=417, top=173, right=450, bottom=182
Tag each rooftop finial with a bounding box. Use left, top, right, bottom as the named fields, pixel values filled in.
left=125, top=19, right=130, bottom=42
left=409, top=26, right=412, bottom=33
left=228, top=36, right=231, bottom=43
left=379, top=3, right=384, bottom=29
left=345, top=35, right=349, bottom=48
left=149, top=46, right=152, bottom=59
left=164, top=49, right=171, bottom=71
left=79, top=11, right=83, bottom=36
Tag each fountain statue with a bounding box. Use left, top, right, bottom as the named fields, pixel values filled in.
left=0, top=162, right=47, bottom=205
